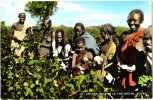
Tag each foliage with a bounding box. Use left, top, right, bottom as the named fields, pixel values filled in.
left=1, top=21, right=11, bottom=57
left=138, top=75, right=152, bottom=87
left=134, top=75, right=152, bottom=99
left=25, top=1, right=58, bottom=23
left=1, top=21, right=152, bottom=99
left=1, top=22, right=112, bottom=99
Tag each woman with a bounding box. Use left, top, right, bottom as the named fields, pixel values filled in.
left=53, top=29, right=71, bottom=59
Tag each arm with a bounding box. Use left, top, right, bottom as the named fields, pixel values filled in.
left=72, top=53, right=79, bottom=69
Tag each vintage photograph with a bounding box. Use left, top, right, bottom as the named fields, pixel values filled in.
left=1, top=0, right=152, bottom=99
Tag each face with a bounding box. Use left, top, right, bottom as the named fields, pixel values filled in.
left=143, top=29, right=152, bottom=52
left=19, top=13, right=26, bottom=24
left=74, top=26, right=83, bottom=37
left=42, top=22, right=49, bottom=30
left=101, top=31, right=111, bottom=41
left=56, top=32, right=63, bottom=43
left=75, top=42, right=85, bottom=54
left=127, top=13, right=141, bottom=32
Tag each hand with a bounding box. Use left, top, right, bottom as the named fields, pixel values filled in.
left=78, top=66, right=85, bottom=71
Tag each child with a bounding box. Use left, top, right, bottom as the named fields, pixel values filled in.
left=94, top=23, right=117, bottom=84
left=143, top=25, right=152, bottom=75
left=72, top=37, right=93, bottom=76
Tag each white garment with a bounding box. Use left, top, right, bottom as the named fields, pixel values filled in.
left=11, top=23, right=31, bottom=57
left=147, top=52, right=152, bottom=66
left=53, top=44, right=71, bottom=58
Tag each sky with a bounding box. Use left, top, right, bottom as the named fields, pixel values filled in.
left=0, top=0, right=152, bottom=28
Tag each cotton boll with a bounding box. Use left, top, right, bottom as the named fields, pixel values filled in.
left=94, top=56, right=103, bottom=65
left=60, top=61, right=67, bottom=71
left=105, top=73, right=114, bottom=83
left=83, top=56, right=89, bottom=62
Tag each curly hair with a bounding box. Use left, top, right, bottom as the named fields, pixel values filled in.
left=100, top=23, right=116, bottom=35
left=74, top=37, right=85, bottom=46
left=127, top=9, right=144, bottom=23
left=18, top=12, right=26, bottom=17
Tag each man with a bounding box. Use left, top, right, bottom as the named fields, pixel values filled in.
left=73, top=22, right=99, bottom=56
left=117, top=9, right=146, bottom=89
left=10, top=12, right=32, bottom=57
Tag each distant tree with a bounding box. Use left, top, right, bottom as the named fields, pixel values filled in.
left=25, top=1, right=58, bottom=23
left=115, top=26, right=129, bottom=36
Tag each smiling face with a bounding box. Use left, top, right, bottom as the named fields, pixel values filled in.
left=56, top=32, right=63, bottom=43
left=19, top=13, right=26, bottom=24
left=127, top=13, right=141, bottom=32
left=74, top=26, right=83, bottom=37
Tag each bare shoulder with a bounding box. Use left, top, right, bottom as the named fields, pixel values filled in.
left=12, top=22, right=17, bottom=28
left=73, top=52, right=78, bottom=57
left=12, top=22, right=19, bottom=29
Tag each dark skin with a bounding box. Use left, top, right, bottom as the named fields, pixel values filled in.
left=40, top=20, right=54, bottom=48
left=10, top=13, right=31, bottom=43
left=117, top=13, right=145, bottom=70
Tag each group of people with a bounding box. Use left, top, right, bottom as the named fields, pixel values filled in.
left=10, top=9, right=152, bottom=91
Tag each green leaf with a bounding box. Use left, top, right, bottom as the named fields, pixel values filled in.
left=65, top=83, right=75, bottom=91
left=49, top=88, right=54, bottom=93
left=36, top=88, right=45, bottom=96
left=74, top=75, right=86, bottom=85
left=44, top=77, right=52, bottom=86
left=23, top=82, right=29, bottom=87
left=24, top=87, right=33, bottom=97
left=8, top=87, right=14, bottom=91
left=20, top=97, right=24, bottom=100
left=30, top=83, right=35, bottom=88
left=89, top=88, right=95, bottom=92
left=98, top=94, right=104, bottom=99
left=104, top=87, right=109, bottom=92
left=27, top=70, right=33, bottom=75
left=8, top=72, right=13, bottom=79
left=33, top=73, right=42, bottom=79
left=15, top=82, right=20, bottom=89
left=90, top=70, right=95, bottom=76
left=27, top=60, right=35, bottom=65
